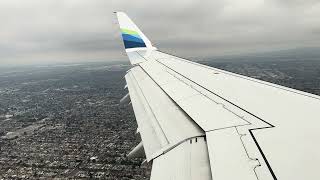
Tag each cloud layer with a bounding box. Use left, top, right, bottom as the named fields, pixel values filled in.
left=1, top=0, right=320, bottom=65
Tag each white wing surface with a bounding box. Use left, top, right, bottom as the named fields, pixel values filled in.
left=115, top=12, right=320, bottom=180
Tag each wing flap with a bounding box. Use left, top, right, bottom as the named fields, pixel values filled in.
left=150, top=137, right=212, bottom=180
left=126, top=65, right=204, bottom=161
left=206, top=128, right=260, bottom=180
left=125, top=72, right=168, bottom=160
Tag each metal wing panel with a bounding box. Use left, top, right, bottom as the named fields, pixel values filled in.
left=139, top=58, right=249, bottom=131
left=125, top=72, right=168, bottom=160
left=129, top=67, right=204, bottom=145
left=155, top=56, right=320, bottom=126
left=126, top=51, right=146, bottom=65
left=206, top=128, right=261, bottom=180
left=144, top=51, right=320, bottom=179
left=135, top=50, right=320, bottom=179
left=125, top=65, right=204, bottom=161
left=150, top=137, right=212, bottom=180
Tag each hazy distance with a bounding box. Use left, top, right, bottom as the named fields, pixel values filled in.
left=1, top=0, right=320, bottom=65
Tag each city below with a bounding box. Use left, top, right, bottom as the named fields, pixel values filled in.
left=0, top=58, right=319, bottom=179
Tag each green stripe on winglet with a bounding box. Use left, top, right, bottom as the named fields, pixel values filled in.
left=121, top=28, right=139, bottom=35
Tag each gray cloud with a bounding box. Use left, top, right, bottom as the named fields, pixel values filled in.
left=0, top=0, right=320, bottom=65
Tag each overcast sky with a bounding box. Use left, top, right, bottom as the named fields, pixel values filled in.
left=1, top=0, right=320, bottom=65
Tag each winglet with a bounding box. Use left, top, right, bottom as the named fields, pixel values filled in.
left=115, top=12, right=156, bottom=52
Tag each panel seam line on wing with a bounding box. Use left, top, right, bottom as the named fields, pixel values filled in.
left=128, top=71, right=170, bottom=144
left=156, top=50, right=320, bottom=101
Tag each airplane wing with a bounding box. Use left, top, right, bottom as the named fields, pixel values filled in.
left=115, top=12, right=320, bottom=180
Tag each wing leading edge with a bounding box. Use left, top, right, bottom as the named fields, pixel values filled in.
left=116, top=12, right=320, bottom=180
